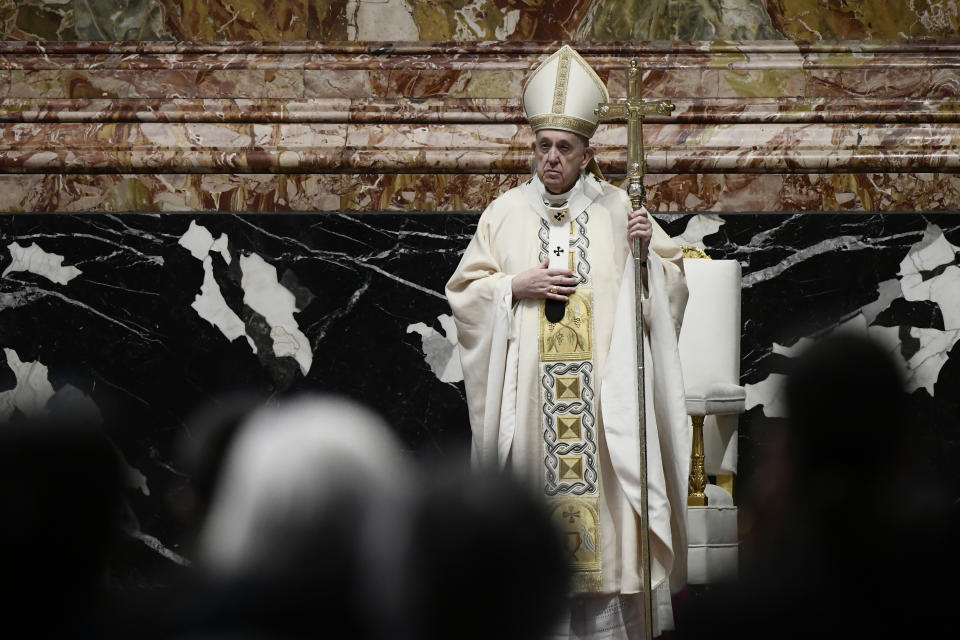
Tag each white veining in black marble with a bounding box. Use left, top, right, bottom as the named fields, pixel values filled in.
left=1, top=212, right=959, bottom=588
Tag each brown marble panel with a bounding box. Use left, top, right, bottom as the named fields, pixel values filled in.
left=186, top=173, right=344, bottom=210
left=781, top=173, right=960, bottom=211
left=4, top=171, right=960, bottom=212
left=1, top=121, right=960, bottom=175
left=0, top=172, right=533, bottom=211
left=727, top=50, right=805, bottom=70
left=2, top=1, right=960, bottom=42
left=2, top=41, right=960, bottom=216
left=305, top=68, right=529, bottom=99
left=0, top=98, right=343, bottom=123
left=6, top=96, right=960, bottom=125
left=385, top=69, right=472, bottom=99
left=718, top=69, right=806, bottom=99
left=4, top=0, right=75, bottom=41
left=645, top=172, right=960, bottom=212
left=0, top=172, right=48, bottom=210
left=304, top=70, right=381, bottom=99
left=156, top=0, right=308, bottom=41
left=644, top=173, right=787, bottom=212
left=338, top=173, right=527, bottom=211
left=264, top=69, right=305, bottom=99
left=6, top=69, right=286, bottom=99
left=0, top=173, right=346, bottom=211
left=9, top=69, right=192, bottom=99
left=619, top=98, right=960, bottom=124
left=399, top=0, right=593, bottom=41
left=74, top=0, right=169, bottom=41
left=0, top=2, right=12, bottom=41
left=882, top=67, right=935, bottom=99
left=627, top=68, right=720, bottom=100
left=0, top=40, right=954, bottom=56
left=346, top=98, right=525, bottom=123
left=0, top=46, right=952, bottom=74
left=0, top=52, right=311, bottom=72
left=194, top=70, right=268, bottom=99
left=927, top=68, right=960, bottom=99
left=8, top=70, right=63, bottom=99
left=807, top=68, right=890, bottom=98
left=0, top=122, right=960, bottom=173
left=275, top=123, right=349, bottom=154
left=344, top=122, right=521, bottom=173
left=300, top=52, right=537, bottom=72
left=636, top=122, right=960, bottom=174
left=307, top=0, right=350, bottom=41
left=765, top=0, right=960, bottom=40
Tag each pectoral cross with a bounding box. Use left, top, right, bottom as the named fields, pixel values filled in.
left=593, top=59, right=674, bottom=640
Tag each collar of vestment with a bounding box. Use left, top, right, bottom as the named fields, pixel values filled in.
left=521, top=172, right=604, bottom=222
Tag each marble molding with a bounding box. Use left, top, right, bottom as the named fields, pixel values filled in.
left=5, top=173, right=960, bottom=213
left=3, top=122, right=960, bottom=175
left=2, top=1, right=960, bottom=42
left=1, top=211, right=958, bottom=586
left=2, top=42, right=960, bottom=211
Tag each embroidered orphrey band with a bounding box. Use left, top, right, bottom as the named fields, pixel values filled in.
left=538, top=208, right=602, bottom=593
left=552, top=47, right=571, bottom=115
left=528, top=114, right=596, bottom=138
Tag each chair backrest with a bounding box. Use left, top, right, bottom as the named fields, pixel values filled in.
left=678, top=258, right=742, bottom=391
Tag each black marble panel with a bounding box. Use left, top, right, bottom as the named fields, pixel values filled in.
left=656, top=212, right=960, bottom=507
left=2, top=212, right=959, bottom=590
left=0, top=213, right=473, bottom=587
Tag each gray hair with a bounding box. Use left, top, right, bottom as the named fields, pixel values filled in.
left=197, top=393, right=413, bottom=578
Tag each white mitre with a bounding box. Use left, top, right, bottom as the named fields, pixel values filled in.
left=522, top=44, right=610, bottom=139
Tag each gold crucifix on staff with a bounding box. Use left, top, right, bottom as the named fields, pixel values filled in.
left=595, top=58, right=674, bottom=640
left=596, top=59, right=675, bottom=211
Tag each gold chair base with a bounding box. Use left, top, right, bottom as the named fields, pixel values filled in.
left=687, top=414, right=708, bottom=507
left=687, top=492, right=708, bottom=507
left=716, top=473, right=734, bottom=499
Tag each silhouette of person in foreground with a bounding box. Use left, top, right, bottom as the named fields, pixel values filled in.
left=390, top=463, right=570, bottom=640
left=675, top=331, right=958, bottom=639
left=168, top=392, right=569, bottom=640
left=175, top=393, right=415, bottom=640
left=0, top=414, right=125, bottom=638
left=105, top=389, right=269, bottom=640
left=169, top=388, right=269, bottom=560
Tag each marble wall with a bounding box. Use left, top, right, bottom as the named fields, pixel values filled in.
left=2, top=212, right=958, bottom=585
left=2, top=41, right=960, bottom=212
left=2, top=0, right=960, bottom=595
left=2, top=1, right=959, bottom=41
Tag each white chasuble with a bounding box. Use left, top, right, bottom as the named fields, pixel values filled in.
left=446, top=173, right=690, bottom=618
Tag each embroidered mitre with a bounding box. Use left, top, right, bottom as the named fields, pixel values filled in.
left=522, top=45, right=610, bottom=139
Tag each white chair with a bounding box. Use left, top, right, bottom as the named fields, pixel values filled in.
left=678, top=249, right=744, bottom=585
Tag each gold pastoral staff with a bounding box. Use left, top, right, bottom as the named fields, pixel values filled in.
left=595, top=58, right=675, bottom=640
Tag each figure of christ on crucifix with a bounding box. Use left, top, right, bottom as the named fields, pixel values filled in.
left=446, top=45, right=691, bottom=639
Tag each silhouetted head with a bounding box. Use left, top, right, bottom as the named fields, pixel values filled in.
left=785, top=331, right=907, bottom=480
left=192, top=393, right=413, bottom=638
left=169, top=388, right=267, bottom=553
left=398, top=465, right=569, bottom=640
left=0, top=415, right=125, bottom=614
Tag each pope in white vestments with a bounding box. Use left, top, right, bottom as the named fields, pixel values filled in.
left=446, top=46, right=691, bottom=639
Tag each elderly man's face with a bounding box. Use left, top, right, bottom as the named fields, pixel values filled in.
left=533, top=129, right=594, bottom=194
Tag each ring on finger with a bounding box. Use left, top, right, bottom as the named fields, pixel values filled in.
left=549, top=286, right=558, bottom=295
